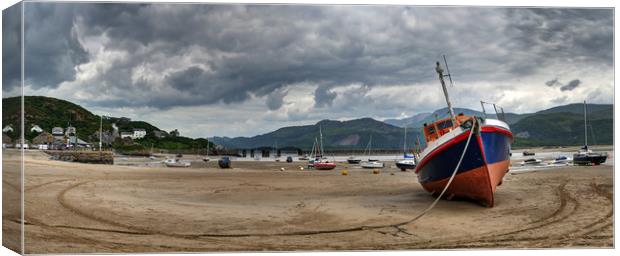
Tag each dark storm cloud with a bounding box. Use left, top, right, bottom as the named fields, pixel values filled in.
left=266, top=88, right=287, bottom=110
left=22, top=3, right=89, bottom=89
left=545, top=78, right=560, bottom=87
left=2, top=2, right=21, bottom=94
left=560, top=79, right=581, bottom=91
left=314, top=84, right=337, bottom=108
left=14, top=4, right=614, bottom=109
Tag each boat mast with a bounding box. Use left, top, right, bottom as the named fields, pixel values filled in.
left=584, top=100, right=588, bottom=149
left=319, top=126, right=324, bottom=157
left=368, top=135, right=373, bottom=157
left=435, top=57, right=457, bottom=125
left=403, top=126, right=407, bottom=153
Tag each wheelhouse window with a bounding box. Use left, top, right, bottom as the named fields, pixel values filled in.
left=437, top=120, right=453, bottom=130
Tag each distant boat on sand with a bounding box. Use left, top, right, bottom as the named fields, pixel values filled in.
left=573, top=101, right=607, bottom=166
left=164, top=158, right=190, bottom=168
left=361, top=135, right=384, bottom=169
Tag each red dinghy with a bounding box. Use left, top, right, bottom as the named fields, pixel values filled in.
left=313, top=161, right=337, bottom=170
left=414, top=59, right=513, bottom=207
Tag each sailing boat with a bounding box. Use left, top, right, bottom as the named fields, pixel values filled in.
left=274, top=141, right=281, bottom=162
left=312, top=126, right=337, bottom=170
left=203, top=141, right=211, bottom=162
left=396, top=126, right=416, bottom=171
left=361, top=135, right=384, bottom=168
left=149, top=144, right=157, bottom=160
left=414, top=57, right=513, bottom=207
left=573, top=101, right=607, bottom=165
left=307, top=138, right=318, bottom=167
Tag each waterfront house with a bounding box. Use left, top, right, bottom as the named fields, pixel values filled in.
left=133, top=128, right=147, bottom=139
left=65, top=126, right=76, bottom=136
left=51, top=127, right=64, bottom=136
left=2, top=134, right=12, bottom=148
left=120, top=132, right=133, bottom=139
left=32, top=132, right=54, bottom=149
left=3, top=125, right=14, bottom=133
left=30, top=125, right=43, bottom=133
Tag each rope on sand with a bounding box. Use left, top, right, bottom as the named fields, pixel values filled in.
left=187, top=119, right=479, bottom=238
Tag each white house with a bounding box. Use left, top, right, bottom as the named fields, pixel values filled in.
left=65, top=126, right=76, bottom=136
left=30, top=125, right=43, bottom=133
left=120, top=132, right=133, bottom=139
left=3, top=125, right=14, bottom=133
left=132, top=128, right=146, bottom=139
left=51, top=127, right=64, bottom=136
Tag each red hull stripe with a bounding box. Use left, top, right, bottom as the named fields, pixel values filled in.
left=415, top=130, right=471, bottom=173
left=481, top=126, right=513, bottom=141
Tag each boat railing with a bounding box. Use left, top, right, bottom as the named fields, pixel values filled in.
left=480, top=101, right=506, bottom=122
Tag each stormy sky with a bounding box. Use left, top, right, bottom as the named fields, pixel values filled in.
left=2, top=2, right=614, bottom=138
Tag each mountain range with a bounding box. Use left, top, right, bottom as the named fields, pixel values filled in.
left=2, top=96, right=612, bottom=149
left=213, top=103, right=613, bottom=149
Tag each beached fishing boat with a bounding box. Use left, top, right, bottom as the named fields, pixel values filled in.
left=163, top=158, right=191, bottom=168
left=414, top=58, right=513, bottom=207
left=361, top=135, right=384, bottom=169
left=573, top=101, right=608, bottom=166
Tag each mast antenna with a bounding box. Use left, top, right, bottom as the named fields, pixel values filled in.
left=436, top=56, right=457, bottom=125
left=443, top=55, right=455, bottom=87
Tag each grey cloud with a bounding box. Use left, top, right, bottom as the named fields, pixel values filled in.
left=12, top=3, right=613, bottom=112
left=545, top=78, right=560, bottom=87
left=560, top=79, right=581, bottom=91
left=266, top=88, right=287, bottom=110
left=314, top=84, right=337, bottom=108
left=2, top=3, right=21, bottom=95
left=22, top=3, right=89, bottom=89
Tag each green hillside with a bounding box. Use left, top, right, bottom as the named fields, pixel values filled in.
left=3, top=96, right=111, bottom=142
left=511, top=108, right=613, bottom=147
left=1, top=96, right=213, bottom=152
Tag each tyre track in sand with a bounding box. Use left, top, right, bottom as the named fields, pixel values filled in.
left=409, top=178, right=612, bottom=249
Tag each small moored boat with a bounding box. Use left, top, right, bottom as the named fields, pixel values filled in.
left=164, top=158, right=191, bottom=168
left=360, top=135, right=384, bottom=169
left=521, top=158, right=542, bottom=165
left=522, top=151, right=535, bottom=156
left=549, top=156, right=571, bottom=165
left=361, top=160, right=384, bottom=169
left=218, top=156, right=232, bottom=168
left=396, top=159, right=416, bottom=171
left=572, top=101, right=608, bottom=166
left=347, top=156, right=361, bottom=164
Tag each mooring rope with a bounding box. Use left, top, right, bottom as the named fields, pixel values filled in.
left=185, top=119, right=479, bottom=238
left=47, top=120, right=479, bottom=239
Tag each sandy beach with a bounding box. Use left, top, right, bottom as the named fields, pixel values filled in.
left=2, top=148, right=613, bottom=253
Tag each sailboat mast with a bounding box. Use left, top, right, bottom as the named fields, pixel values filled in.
left=435, top=60, right=457, bottom=125
left=319, top=126, right=324, bottom=157
left=403, top=126, right=407, bottom=153
left=584, top=100, right=588, bottom=148
left=369, top=135, right=372, bottom=157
